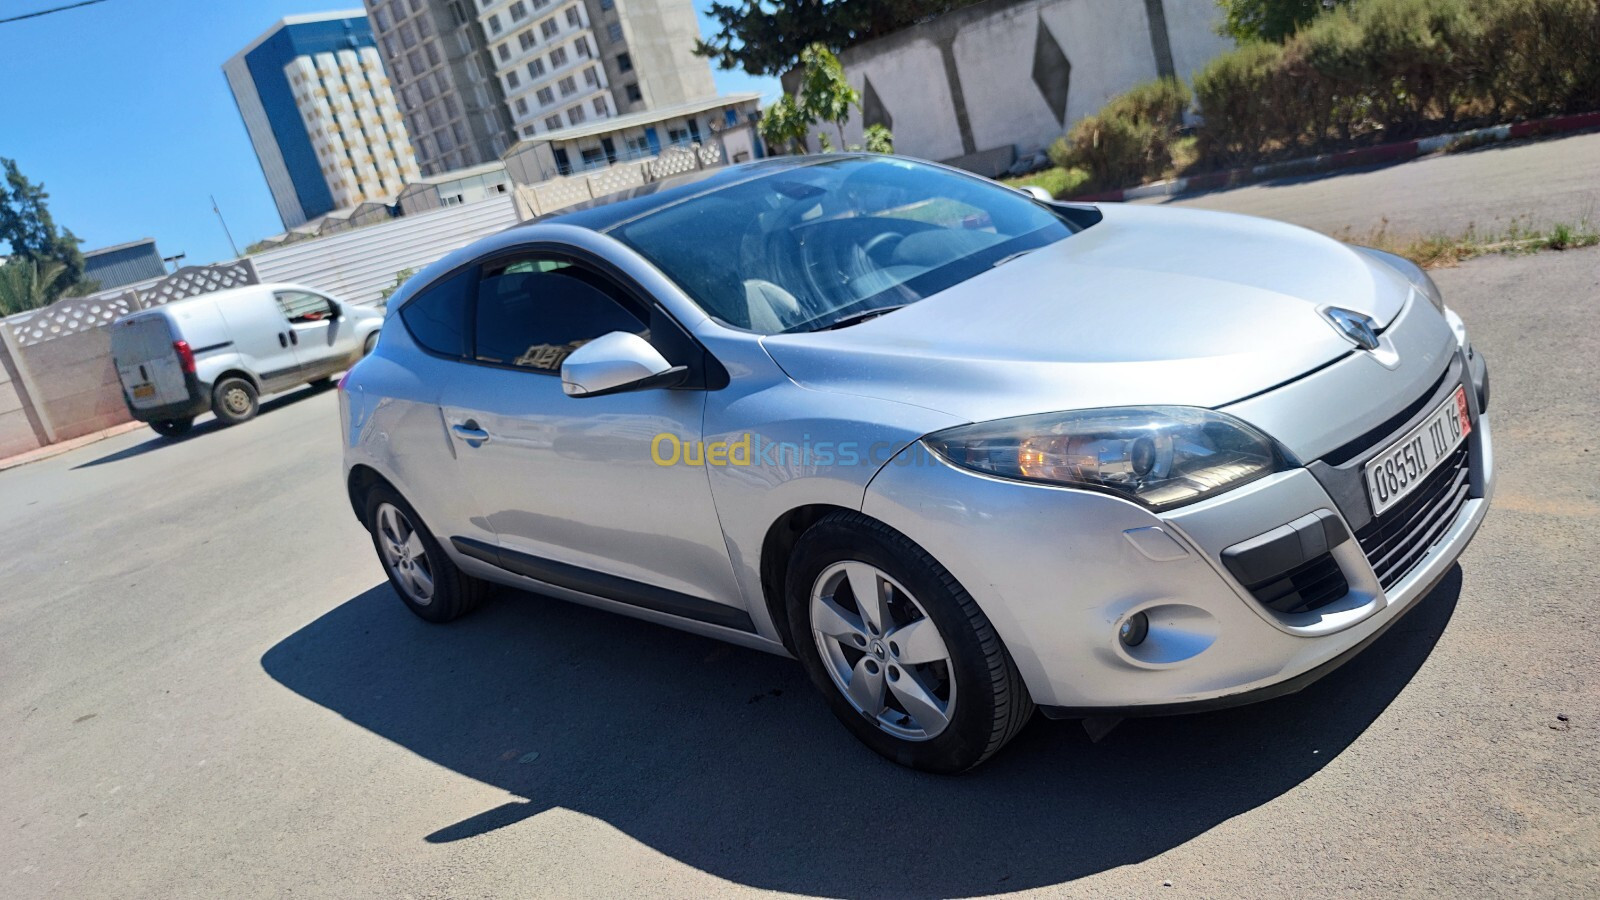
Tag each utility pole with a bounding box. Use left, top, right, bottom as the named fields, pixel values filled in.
left=211, top=195, right=241, bottom=259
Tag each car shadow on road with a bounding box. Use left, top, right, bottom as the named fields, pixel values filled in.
left=72, top=383, right=338, bottom=469
left=262, top=567, right=1462, bottom=897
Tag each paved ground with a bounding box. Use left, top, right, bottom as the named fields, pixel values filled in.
left=4, top=255, right=1600, bottom=894
left=1136, top=131, right=1600, bottom=238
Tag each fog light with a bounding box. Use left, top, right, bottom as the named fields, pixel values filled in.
left=1119, top=612, right=1149, bottom=647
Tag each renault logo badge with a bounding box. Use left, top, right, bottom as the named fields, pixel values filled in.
left=1324, top=307, right=1381, bottom=351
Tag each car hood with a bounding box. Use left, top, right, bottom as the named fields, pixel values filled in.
left=759, top=203, right=1415, bottom=422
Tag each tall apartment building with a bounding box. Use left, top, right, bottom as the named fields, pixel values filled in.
left=363, top=0, right=517, bottom=176
left=225, top=11, right=422, bottom=228
left=366, top=0, right=716, bottom=166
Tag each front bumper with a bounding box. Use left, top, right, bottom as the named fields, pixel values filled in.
left=860, top=357, right=1494, bottom=715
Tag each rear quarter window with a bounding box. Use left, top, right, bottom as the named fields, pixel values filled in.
left=399, top=268, right=475, bottom=357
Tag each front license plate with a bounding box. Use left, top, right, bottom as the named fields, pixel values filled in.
left=1365, top=385, right=1472, bottom=516
left=132, top=384, right=155, bottom=399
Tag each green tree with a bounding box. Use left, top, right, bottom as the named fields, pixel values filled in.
left=0, top=158, right=87, bottom=302
left=757, top=95, right=812, bottom=155
left=799, top=44, right=860, bottom=149
left=695, top=0, right=985, bottom=77
left=0, top=257, right=66, bottom=316
left=759, top=43, right=893, bottom=155
left=1217, top=0, right=1352, bottom=42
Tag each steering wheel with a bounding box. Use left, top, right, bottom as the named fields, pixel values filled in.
left=861, top=231, right=905, bottom=265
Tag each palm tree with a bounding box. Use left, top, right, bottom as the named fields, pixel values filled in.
left=0, top=257, right=66, bottom=316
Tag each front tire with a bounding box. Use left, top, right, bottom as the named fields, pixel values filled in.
left=211, top=377, right=259, bottom=425
left=150, top=417, right=194, bottom=438
left=363, top=483, right=487, bottom=623
left=786, top=511, right=1033, bottom=773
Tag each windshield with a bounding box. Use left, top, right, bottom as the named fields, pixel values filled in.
left=607, top=156, right=1082, bottom=333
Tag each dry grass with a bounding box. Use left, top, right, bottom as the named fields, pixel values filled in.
left=1333, top=217, right=1600, bottom=268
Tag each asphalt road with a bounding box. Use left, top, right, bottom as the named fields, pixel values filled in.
left=1135, top=131, right=1600, bottom=239
left=4, top=249, right=1600, bottom=894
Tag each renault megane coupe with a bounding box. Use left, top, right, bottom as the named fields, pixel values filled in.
left=340, top=154, right=1493, bottom=773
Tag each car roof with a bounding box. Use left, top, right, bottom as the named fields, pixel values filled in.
left=528, top=154, right=833, bottom=233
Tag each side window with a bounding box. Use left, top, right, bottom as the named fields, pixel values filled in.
left=473, top=254, right=647, bottom=373
left=399, top=268, right=475, bottom=357
left=275, top=290, right=335, bottom=323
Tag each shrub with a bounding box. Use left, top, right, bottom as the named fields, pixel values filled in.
left=1052, top=78, right=1190, bottom=189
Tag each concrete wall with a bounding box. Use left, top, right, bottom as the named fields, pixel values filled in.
left=0, top=340, right=44, bottom=458
left=806, top=0, right=1233, bottom=174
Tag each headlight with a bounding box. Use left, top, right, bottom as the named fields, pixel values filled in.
left=1356, top=246, right=1444, bottom=312
left=924, top=407, right=1284, bottom=510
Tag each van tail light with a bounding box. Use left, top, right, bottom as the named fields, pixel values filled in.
left=173, top=340, right=196, bottom=375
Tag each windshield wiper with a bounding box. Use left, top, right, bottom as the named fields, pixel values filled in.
left=811, top=305, right=908, bottom=331
left=991, top=248, right=1038, bottom=268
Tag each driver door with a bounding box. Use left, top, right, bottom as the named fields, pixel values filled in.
left=273, top=289, right=343, bottom=377
left=438, top=251, right=746, bottom=628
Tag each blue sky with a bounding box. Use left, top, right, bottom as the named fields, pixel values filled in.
left=0, top=0, right=778, bottom=266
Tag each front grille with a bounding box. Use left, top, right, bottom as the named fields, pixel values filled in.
left=1249, top=553, right=1350, bottom=615
left=1355, top=442, right=1472, bottom=590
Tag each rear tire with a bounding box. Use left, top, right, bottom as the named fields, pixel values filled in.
left=786, top=511, right=1033, bottom=774
left=363, top=483, right=487, bottom=623
left=211, top=377, right=259, bottom=425
left=362, top=332, right=379, bottom=356
left=150, top=418, right=194, bottom=439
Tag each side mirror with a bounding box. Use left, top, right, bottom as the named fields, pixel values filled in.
left=1018, top=184, right=1054, bottom=203
left=561, top=331, right=689, bottom=398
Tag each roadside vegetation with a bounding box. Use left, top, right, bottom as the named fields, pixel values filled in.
left=1, top=158, right=96, bottom=312
left=1335, top=217, right=1600, bottom=267
left=759, top=43, right=893, bottom=155
left=1021, top=0, right=1600, bottom=196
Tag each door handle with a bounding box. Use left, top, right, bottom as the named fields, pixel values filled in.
left=289, top=330, right=299, bottom=346
left=451, top=421, right=490, bottom=444
left=278, top=333, right=288, bottom=347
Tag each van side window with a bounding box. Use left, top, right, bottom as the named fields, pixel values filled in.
left=275, top=291, right=334, bottom=323
left=399, top=268, right=475, bottom=358
left=473, top=255, right=647, bottom=373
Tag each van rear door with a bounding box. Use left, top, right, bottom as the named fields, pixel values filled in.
left=112, top=314, right=188, bottom=410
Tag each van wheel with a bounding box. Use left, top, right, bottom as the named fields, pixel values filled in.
left=211, top=377, right=259, bottom=425
left=786, top=511, right=1034, bottom=774
left=150, top=418, right=194, bottom=438
left=363, top=332, right=378, bottom=356
left=364, top=483, right=487, bottom=623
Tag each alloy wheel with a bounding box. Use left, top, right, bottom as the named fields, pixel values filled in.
left=376, top=502, right=434, bottom=606
left=810, top=561, right=956, bottom=740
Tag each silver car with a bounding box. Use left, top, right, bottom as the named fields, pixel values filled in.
left=340, top=155, right=1493, bottom=773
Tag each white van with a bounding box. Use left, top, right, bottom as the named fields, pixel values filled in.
left=111, top=283, right=384, bottom=437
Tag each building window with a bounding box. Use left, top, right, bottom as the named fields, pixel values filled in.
left=509, top=0, right=528, bottom=20
left=448, top=0, right=468, bottom=25
left=565, top=7, right=581, bottom=27
left=488, top=13, right=502, bottom=33
left=606, top=22, right=623, bottom=43
left=519, top=30, right=536, bottom=50
left=581, top=147, right=605, bottom=168
left=615, top=52, right=631, bottom=72
left=540, top=19, right=558, bottom=40
left=568, top=105, right=586, bottom=124
left=592, top=97, right=608, bottom=117
left=549, top=46, right=567, bottom=67
left=506, top=70, right=521, bottom=89
left=516, top=97, right=529, bottom=115
left=624, top=82, right=642, bottom=103
left=536, top=86, right=554, bottom=105
left=527, top=58, right=545, bottom=78
left=559, top=75, right=576, bottom=96
left=583, top=66, right=598, bottom=87
left=400, top=22, right=417, bottom=49
left=600, top=0, right=613, bottom=9
left=425, top=43, right=441, bottom=66
left=497, top=43, right=511, bottom=62
left=545, top=115, right=563, bottom=131
left=575, top=36, right=590, bottom=57
left=523, top=126, right=537, bottom=137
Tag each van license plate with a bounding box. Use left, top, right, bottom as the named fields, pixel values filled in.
left=132, top=384, right=155, bottom=399
left=1365, top=385, right=1471, bottom=516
